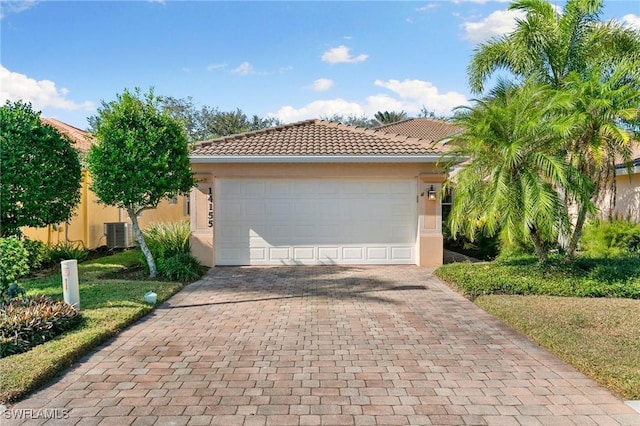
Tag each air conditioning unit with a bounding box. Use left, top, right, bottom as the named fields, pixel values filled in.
left=104, top=222, right=136, bottom=249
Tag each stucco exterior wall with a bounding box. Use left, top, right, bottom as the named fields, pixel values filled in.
left=615, top=172, right=640, bottom=222
left=189, top=162, right=445, bottom=268
left=21, top=172, right=188, bottom=249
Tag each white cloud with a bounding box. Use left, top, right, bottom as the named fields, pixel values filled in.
left=0, top=0, right=37, bottom=19
left=417, top=4, right=438, bottom=11
left=462, top=9, right=524, bottom=43
left=279, top=65, right=293, bottom=73
left=0, top=65, right=94, bottom=111
left=147, top=0, right=166, bottom=4
left=231, top=61, right=255, bottom=75
left=269, top=79, right=468, bottom=123
left=321, top=45, right=368, bottom=64
left=308, top=78, right=334, bottom=92
left=621, top=14, right=640, bottom=31
left=206, top=63, right=227, bottom=71
left=373, top=79, right=469, bottom=116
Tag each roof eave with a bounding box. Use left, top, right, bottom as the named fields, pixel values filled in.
left=189, top=154, right=461, bottom=164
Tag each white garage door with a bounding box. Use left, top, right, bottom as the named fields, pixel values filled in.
left=215, top=178, right=417, bottom=265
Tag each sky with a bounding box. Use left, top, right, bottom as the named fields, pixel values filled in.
left=1, top=0, right=639, bottom=130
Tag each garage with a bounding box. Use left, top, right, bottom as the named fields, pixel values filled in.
left=215, top=178, right=417, bottom=265
left=189, top=119, right=454, bottom=268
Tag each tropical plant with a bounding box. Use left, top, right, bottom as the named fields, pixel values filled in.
left=468, top=0, right=640, bottom=94
left=86, top=88, right=196, bottom=278
left=374, top=110, right=408, bottom=125
left=562, top=63, right=640, bottom=255
left=467, top=0, right=640, bottom=257
left=0, top=101, right=82, bottom=237
left=445, top=80, right=593, bottom=263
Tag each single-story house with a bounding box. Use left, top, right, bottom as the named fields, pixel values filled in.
left=21, top=118, right=188, bottom=249
left=188, top=119, right=458, bottom=268
left=613, top=145, right=640, bottom=221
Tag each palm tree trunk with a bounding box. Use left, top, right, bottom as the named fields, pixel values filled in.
left=127, top=208, right=157, bottom=278
left=530, top=228, right=548, bottom=264
left=567, top=204, right=588, bottom=259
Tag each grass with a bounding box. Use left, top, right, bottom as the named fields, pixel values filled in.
left=0, top=250, right=185, bottom=403
left=436, top=253, right=640, bottom=400
left=476, top=295, right=640, bottom=400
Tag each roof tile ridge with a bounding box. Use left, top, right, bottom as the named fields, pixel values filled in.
left=373, top=117, right=416, bottom=130
left=42, top=117, right=93, bottom=136
left=194, top=119, right=318, bottom=146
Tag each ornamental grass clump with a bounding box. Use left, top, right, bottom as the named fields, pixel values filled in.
left=1, top=296, right=82, bottom=358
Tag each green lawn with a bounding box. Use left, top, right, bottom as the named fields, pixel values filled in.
left=436, top=254, right=640, bottom=400
left=0, top=250, right=185, bottom=403
left=476, top=295, right=640, bottom=400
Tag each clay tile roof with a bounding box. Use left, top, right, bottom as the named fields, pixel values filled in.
left=374, top=117, right=462, bottom=144
left=41, top=117, right=95, bottom=152
left=191, top=119, right=447, bottom=157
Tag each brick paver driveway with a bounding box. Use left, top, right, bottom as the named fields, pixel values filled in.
left=8, top=266, right=640, bottom=425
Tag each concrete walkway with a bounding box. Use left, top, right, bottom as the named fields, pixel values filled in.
left=6, top=266, right=639, bottom=425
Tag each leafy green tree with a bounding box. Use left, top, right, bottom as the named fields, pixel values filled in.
left=0, top=101, right=82, bottom=237
left=157, top=96, right=281, bottom=141
left=374, top=110, right=408, bottom=125
left=446, top=80, right=593, bottom=263
left=87, top=88, right=196, bottom=278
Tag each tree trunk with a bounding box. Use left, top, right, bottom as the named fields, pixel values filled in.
left=127, top=208, right=157, bottom=278
left=567, top=203, right=588, bottom=260
left=529, top=228, right=548, bottom=264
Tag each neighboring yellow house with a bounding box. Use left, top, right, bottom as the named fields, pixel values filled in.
left=21, top=118, right=188, bottom=249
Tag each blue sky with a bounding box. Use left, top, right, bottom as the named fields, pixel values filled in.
left=1, top=0, right=639, bottom=130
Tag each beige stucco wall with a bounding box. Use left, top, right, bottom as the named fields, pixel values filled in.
left=21, top=171, right=189, bottom=249
left=615, top=172, right=640, bottom=222
left=189, top=162, right=446, bottom=268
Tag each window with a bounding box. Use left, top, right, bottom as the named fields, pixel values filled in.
left=442, top=187, right=453, bottom=222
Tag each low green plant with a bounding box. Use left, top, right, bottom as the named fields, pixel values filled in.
left=436, top=253, right=640, bottom=299
left=48, top=241, right=89, bottom=263
left=443, top=223, right=501, bottom=261
left=0, top=296, right=83, bottom=358
left=163, top=253, right=203, bottom=282
left=0, top=237, right=30, bottom=301
left=22, top=238, right=51, bottom=270
left=580, top=216, right=640, bottom=257
left=141, top=221, right=193, bottom=278
left=143, top=221, right=191, bottom=258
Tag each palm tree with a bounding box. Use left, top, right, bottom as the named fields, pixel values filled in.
left=467, top=0, right=640, bottom=257
left=446, top=80, right=593, bottom=263
left=374, top=110, right=408, bottom=125
left=563, top=62, right=640, bottom=256
left=468, top=0, right=640, bottom=93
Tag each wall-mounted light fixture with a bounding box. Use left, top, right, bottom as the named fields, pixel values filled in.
left=427, top=185, right=437, bottom=201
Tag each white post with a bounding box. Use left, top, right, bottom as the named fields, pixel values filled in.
left=61, top=259, right=80, bottom=310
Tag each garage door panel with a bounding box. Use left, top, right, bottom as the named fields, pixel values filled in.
left=215, top=178, right=417, bottom=265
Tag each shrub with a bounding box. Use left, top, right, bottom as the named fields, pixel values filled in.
left=48, top=241, right=89, bottom=263
left=580, top=217, right=640, bottom=257
left=0, top=238, right=29, bottom=300
left=143, top=221, right=191, bottom=258
left=443, top=223, right=501, bottom=261
left=22, top=238, right=51, bottom=270
left=163, top=253, right=203, bottom=282
left=0, top=296, right=83, bottom=357
left=141, top=221, right=193, bottom=278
